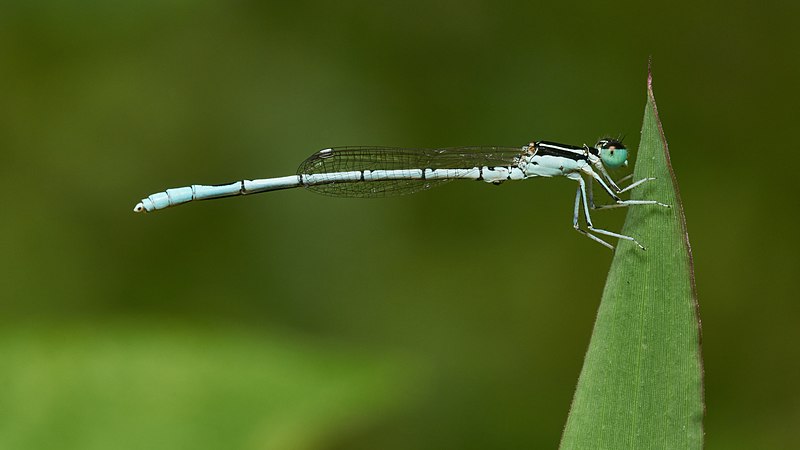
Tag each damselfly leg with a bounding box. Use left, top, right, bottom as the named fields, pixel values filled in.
left=569, top=173, right=646, bottom=250
left=573, top=183, right=615, bottom=250
left=586, top=172, right=669, bottom=211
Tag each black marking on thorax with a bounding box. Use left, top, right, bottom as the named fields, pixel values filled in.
left=535, top=141, right=589, bottom=161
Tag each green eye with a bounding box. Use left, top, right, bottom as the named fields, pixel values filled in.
left=601, top=147, right=628, bottom=168
left=595, top=139, right=628, bottom=169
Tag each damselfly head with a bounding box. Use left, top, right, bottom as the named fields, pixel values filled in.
left=596, top=138, right=628, bottom=169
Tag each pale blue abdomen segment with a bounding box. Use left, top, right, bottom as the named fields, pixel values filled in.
left=139, top=186, right=195, bottom=211
left=136, top=176, right=301, bottom=212
left=135, top=146, right=532, bottom=211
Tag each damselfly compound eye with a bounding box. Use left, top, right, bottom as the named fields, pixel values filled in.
left=596, top=139, right=628, bottom=169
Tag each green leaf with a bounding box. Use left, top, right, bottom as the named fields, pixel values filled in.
left=0, top=321, right=414, bottom=450
left=560, top=66, right=704, bottom=449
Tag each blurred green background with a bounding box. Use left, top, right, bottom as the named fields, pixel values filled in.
left=1, top=0, right=797, bottom=448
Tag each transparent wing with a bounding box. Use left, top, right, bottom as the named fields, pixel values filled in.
left=297, top=146, right=526, bottom=197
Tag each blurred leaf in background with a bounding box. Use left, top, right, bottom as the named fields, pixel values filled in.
left=0, top=322, right=415, bottom=450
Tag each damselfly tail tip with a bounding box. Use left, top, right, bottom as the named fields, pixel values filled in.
left=133, top=202, right=146, bottom=213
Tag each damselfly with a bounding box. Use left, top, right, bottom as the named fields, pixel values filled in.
left=134, top=139, right=668, bottom=250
